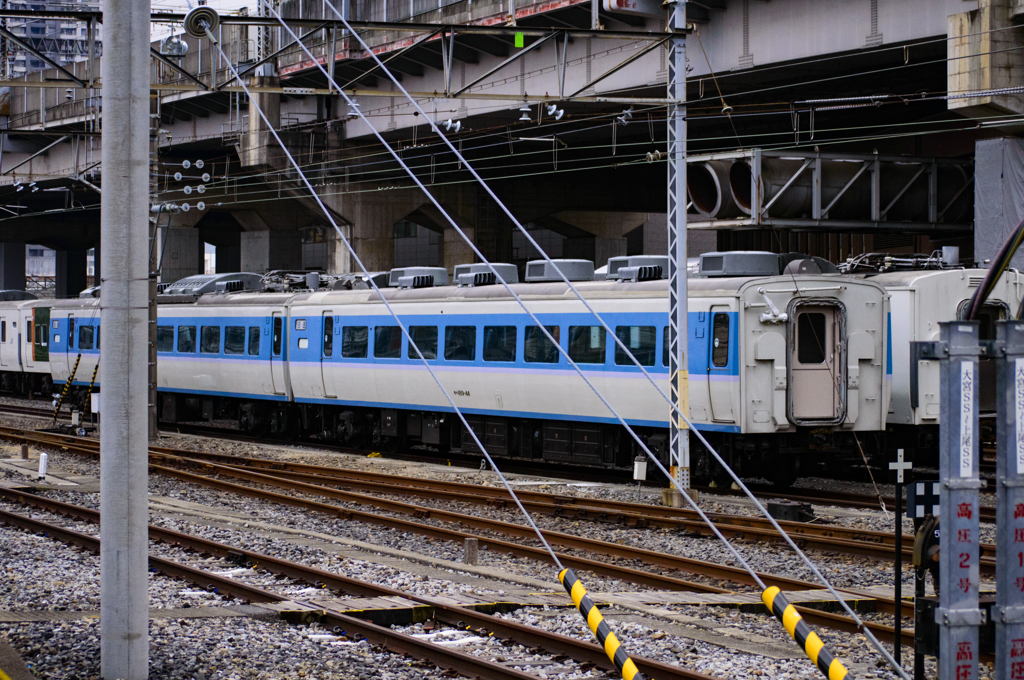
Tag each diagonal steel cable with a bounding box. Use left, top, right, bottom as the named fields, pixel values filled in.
left=267, top=6, right=906, bottom=677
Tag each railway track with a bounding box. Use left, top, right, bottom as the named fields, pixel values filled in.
left=0, top=403, right=1000, bottom=520
left=0, top=487, right=724, bottom=680
left=0, top=424, right=917, bottom=643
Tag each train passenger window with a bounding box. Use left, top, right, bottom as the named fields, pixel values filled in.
left=662, top=327, right=669, bottom=366
left=248, top=327, right=260, bottom=355
left=524, top=326, right=560, bottom=364
left=200, top=326, right=221, bottom=354
left=342, top=326, right=368, bottom=358
left=272, top=318, right=282, bottom=356
left=96, top=326, right=100, bottom=349
left=322, top=317, right=333, bottom=357
left=224, top=326, right=245, bottom=355
left=615, top=326, right=656, bottom=366
left=156, top=326, right=174, bottom=353
left=177, top=326, right=195, bottom=353
left=483, top=326, right=517, bottom=362
left=444, top=326, right=476, bottom=361
left=711, top=314, right=730, bottom=367
left=79, top=325, right=95, bottom=350
left=374, top=326, right=401, bottom=359
left=796, top=313, right=825, bottom=364
left=67, top=318, right=74, bottom=348
left=408, top=326, right=437, bottom=360
left=568, top=326, right=606, bottom=364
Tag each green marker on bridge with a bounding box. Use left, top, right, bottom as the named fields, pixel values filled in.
left=515, top=32, right=524, bottom=48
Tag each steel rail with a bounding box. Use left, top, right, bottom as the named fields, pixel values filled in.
left=0, top=504, right=550, bottom=680
left=0, top=487, right=721, bottom=680
left=200, top=458, right=998, bottom=568
left=0, top=424, right=916, bottom=615
left=156, top=458, right=923, bottom=627
left=0, top=431, right=914, bottom=644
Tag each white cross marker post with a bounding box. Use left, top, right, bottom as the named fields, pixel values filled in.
left=890, top=447, right=913, bottom=666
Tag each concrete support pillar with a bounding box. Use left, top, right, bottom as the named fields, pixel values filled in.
left=55, top=249, right=88, bottom=298
left=949, top=1, right=1024, bottom=119
left=100, top=0, right=150, bottom=675
left=325, top=225, right=352, bottom=274
left=0, top=243, right=25, bottom=290
left=240, top=230, right=301, bottom=273
left=158, top=227, right=201, bottom=285
left=215, top=244, right=241, bottom=273
left=241, top=76, right=280, bottom=167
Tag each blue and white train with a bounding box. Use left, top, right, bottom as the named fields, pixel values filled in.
left=0, top=253, right=893, bottom=484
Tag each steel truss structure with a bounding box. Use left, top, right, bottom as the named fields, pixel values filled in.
left=685, top=148, right=975, bottom=233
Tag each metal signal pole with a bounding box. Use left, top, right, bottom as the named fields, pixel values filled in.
left=667, top=0, right=690, bottom=501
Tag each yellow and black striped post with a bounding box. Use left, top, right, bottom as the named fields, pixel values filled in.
left=762, top=587, right=849, bottom=680
left=83, top=361, right=99, bottom=414
left=559, top=568, right=646, bottom=680
left=52, top=353, right=82, bottom=423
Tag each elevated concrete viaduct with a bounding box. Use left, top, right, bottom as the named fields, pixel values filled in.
left=0, top=0, right=1019, bottom=295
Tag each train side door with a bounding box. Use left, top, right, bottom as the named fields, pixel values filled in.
left=0, top=314, right=8, bottom=368
left=320, top=311, right=337, bottom=398
left=790, top=305, right=840, bottom=421
left=270, top=313, right=286, bottom=395
left=33, top=307, right=49, bottom=363
left=706, top=306, right=735, bottom=422
left=65, top=314, right=76, bottom=380
left=22, top=312, right=34, bottom=370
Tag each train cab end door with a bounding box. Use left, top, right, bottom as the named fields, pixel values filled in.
left=321, top=311, right=338, bottom=398
left=270, top=313, right=286, bottom=395
left=706, top=306, right=735, bottom=423
left=789, top=304, right=842, bottom=423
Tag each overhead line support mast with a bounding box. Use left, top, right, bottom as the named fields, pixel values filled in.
left=668, top=0, right=690, bottom=498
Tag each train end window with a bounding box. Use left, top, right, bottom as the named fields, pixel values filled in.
left=409, top=326, right=438, bottom=360
left=1, top=320, right=5, bottom=343
left=795, top=313, right=825, bottom=365
left=524, top=326, right=560, bottom=364
left=67, top=318, right=74, bottom=347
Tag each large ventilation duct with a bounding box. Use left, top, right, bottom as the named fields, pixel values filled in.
left=687, top=161, right=742, bottom=219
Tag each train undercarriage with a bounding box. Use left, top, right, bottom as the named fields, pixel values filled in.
left=149, top=391, right=887, bottom=488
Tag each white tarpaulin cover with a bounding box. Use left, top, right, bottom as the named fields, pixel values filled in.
left=975, top=137, right=1024, bottom=269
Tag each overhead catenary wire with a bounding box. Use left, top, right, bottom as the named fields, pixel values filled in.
left=284, top=4, right=893, bottom=678
left=198, top=13, right=573, bottom=590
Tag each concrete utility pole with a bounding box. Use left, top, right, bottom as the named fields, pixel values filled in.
left=100, top=0, right=151, bottom=677
left=149, top=97, right=159, bottom=441
left=667, top=0, right=690, bottom=500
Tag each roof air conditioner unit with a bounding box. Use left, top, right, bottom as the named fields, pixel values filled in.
left=453, top=262, right=518, bottom=285
left=398, top=275, right=435, bottom=289
left=524, top=259, right=594, bottom=282
left=388, top=266, right=449, bottom=287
